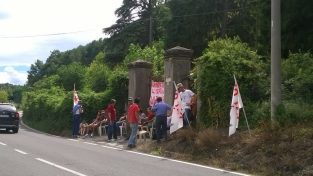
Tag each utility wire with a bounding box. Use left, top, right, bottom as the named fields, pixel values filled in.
left=0, top=28, right=100, bottom=39
left=1, top=0, right=260, bottom=39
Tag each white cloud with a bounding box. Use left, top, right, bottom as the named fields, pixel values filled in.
left=0, top=0, right=122, bottom=84
left=0, top=66, right=27, bottom=85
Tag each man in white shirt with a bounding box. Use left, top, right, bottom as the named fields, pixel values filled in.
left=177, top=83, right=195, bottom=127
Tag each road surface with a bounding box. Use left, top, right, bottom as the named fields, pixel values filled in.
left=0, top=126, right=249, bottom=176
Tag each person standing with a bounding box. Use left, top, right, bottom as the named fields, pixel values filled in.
left=177, top=83, right=195, bottom=127
left=152, top=97, right=171, bottom=143
left=106, top=99, right=117, bottom=141
left=127, top=97, right=140, bottom=148
left=72, top=100, right=83, bottom=138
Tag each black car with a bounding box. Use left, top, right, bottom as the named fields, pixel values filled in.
left=0, top=103, right=19, bottom=133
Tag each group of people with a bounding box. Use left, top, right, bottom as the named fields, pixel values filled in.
left=71, top=82, right=196, bottom=149
left=126, top=82, right=196, bottom=148
left=72, top=99, right=118, bottom=141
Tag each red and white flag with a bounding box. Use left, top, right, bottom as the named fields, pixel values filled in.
left=229, top=77, right=244, bottom=136
left=170, top=86, right=184, bottom=134
left=73, top=86, right=79, bottom=107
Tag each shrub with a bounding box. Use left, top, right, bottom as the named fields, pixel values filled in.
left=282, top=52, right=313, bottom=103
left=193, top=37, right=268, bottom=127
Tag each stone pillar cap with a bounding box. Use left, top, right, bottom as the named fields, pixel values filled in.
left=128, top=59, right=152, bottom=69
left=165, top=46, right=193, bottom=58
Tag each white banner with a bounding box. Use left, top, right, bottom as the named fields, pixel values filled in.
left=170, top=89, right=184, bottom=134
left=149, top=81, right=164, bottom=106
left=229, top=79, right=243, bottom=136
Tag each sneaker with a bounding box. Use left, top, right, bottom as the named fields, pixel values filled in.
left=107, top=139, right=112, bottom=142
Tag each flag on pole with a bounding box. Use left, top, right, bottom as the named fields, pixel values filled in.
left=170, top=83, right=184, bottom=134
left=73, top=84, right=79, bottom=107
left=229, top=76, right=244, bottom=136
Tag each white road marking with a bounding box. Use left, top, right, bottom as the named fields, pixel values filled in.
left=101, top=145, right=121, bottom=151
left=14, top=149, right=28, bottom=155
left=102, top=145, right=250, bottom=176
left=83, top=142, right=98, bottom=146
left=68, top=138, right=249, bottom=175
left=0, top=141, right=7, bottom=146
left=125, top=150, right=250, bottom=176
left=68, top=139, right=79, bottom=142
left=35, top=158, right=88, bottom=176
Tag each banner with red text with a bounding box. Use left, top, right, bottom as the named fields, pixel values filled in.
left=149, top=81, right=164, bottom=106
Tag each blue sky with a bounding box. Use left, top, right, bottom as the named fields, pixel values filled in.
left=0, top=0, right=122, bottom=85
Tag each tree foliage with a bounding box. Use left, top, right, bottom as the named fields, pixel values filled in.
left=84, top=52, right=111, bottom=92
left=0, top=90, right=8, bottom=102
left=27, top=60, right=44, bottom=85
left=282, top=52, right=313, bottom=103
left=56, top=62, right=86, bottom=91
left=194, top=38, right=267, bottom=127
left=124, top=41, right=165, bottom=79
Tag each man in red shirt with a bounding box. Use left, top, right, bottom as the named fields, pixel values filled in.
left=127, top=97, right=140, bottom=148
left=106, top=99, right=117, bottom=141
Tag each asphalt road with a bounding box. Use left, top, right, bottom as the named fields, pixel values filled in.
left=0, top=126, right=250, bottom=176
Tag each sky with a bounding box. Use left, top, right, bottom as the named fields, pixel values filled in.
left=0, top=0, right=123, bottom=85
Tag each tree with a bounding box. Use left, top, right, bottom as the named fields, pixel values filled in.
left=124, top=41, right=165, bottom=79
left=103, top=0, right=168, bottom=63
left=0, top=90, right=9, bottom=102
left=56, top=62, right=86, bottom=91
left=27, top=60, right=44, bottom=86
left=84, top=52, right=111, bottom=92
left=194, top=37, right=267, bottom=127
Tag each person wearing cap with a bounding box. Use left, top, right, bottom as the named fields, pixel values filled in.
left=106, top=99, right=117, bottom=141
left=152, top=97, right=171, bottom=143
left=72, top=100, right=83, bottom=138
left=127, top=97, right=140, bottom=148
left=177, top=83, right=195, bottom=127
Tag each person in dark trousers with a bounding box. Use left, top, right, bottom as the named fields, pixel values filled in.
left=152, top=97, right=171, bottom=143
left=106, top=99, right=117, bottom=141
left=72, top=100, right=83, bottom=138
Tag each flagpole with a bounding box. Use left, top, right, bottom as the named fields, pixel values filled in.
left=173, top=81, right=191, bottom=127
left=242, top=107, right=251, bottom=136
left=233, top=75, right=251, bottom=136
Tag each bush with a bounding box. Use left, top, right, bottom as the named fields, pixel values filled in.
left=22, top=86, right=113, bottom=135
left=282, top=52, right=313, bottom=103
left=108, top=66, right=129, bottom=115
left=193, top=37, right=268, bottom=127
left=276, top=101, right=313, bottom=125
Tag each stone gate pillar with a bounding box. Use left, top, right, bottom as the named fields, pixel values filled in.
left=164, top=46, right=193, bottom=106
left=128, top=60, right=152, bottom=111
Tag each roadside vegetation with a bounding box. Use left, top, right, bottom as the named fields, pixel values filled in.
left=1, top=0, right=313, bottom=175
